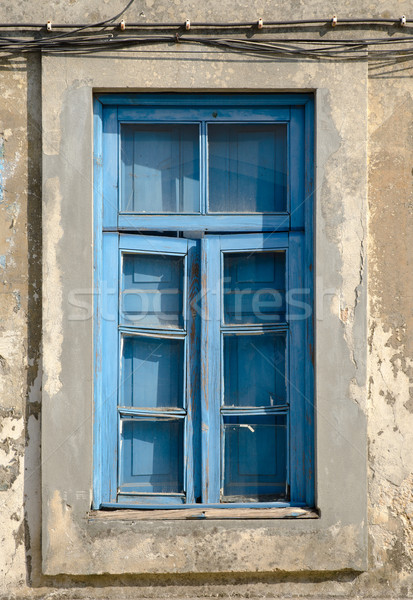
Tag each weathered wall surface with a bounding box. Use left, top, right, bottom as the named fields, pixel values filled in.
left=367, top=73, right=413, bottom=591
left=0, top=53, right=42, bottom=592
left=0, top=1, right=412, bottom=598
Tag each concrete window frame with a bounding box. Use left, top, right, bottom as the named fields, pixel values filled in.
left=41, top=51, right=367, bottom=576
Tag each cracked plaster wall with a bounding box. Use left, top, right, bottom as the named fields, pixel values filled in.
left=0, top=1, right=412, bottom=598
left=367, top=73, right=413, bottom=592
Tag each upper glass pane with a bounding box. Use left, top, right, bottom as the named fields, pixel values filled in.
left=121, top=253, right=184, bottom=329
left=121, top=124, right=200, bottom=213
left=223, top=251, right=286, bottom=324
left=208, top=124, right=287, bottom=213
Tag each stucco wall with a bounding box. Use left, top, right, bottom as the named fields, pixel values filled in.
left=0, top=1, right=412, bottom=598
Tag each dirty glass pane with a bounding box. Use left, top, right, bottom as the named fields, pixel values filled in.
left=223, top=333, right=286, bottom=407
left=222, top=414, right=287, bottom=501
left=208, top=124, right=287, bottom=213
left=121, top=124, right=200, bottom=213
left=223, top=251, right=286, bottom=324
left=120, top=418, right=184, bottom=493
left=121, top=253, right=184, bottom=329
left=121, top=336, right=184, bottom=409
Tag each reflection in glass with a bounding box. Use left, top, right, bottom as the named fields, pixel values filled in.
left=121, top=124, right=200, bottom=213
left=209, top=124, right=287, bottom=213
left=121, top=253, right=184, bottom=328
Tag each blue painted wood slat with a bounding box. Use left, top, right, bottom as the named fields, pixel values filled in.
left=290, top=106, right=306, bottom=230
left=101, top=232, right=119, bottom=503
left=117, top=107, right=291, bottom=123
left=102, top=106, right=118, bottom=229
left=288, top=231, right=307, bottom=503
left=304, top=97, right=315, bottom=507
left=201, top=236, right=221, bottom=503
left=117, top=214, right=291, bottom=233
left=93, top=97, right=104, bottom=509
left=184, top=240, right=201, bottom=503
left=97, top=92, right=312, bottom=107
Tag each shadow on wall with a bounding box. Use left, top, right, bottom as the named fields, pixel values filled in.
left=23, top=51, right=42, bottom=587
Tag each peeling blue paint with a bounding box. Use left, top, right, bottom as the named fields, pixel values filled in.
left=0, top=255, right=5, bottom=269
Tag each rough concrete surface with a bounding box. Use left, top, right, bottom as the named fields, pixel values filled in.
left=0, top=0, right=412, bottom=598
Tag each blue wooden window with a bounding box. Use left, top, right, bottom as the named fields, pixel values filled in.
left=94, top=94, right=314, bottom=510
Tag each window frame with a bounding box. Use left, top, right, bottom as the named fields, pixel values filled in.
left=93, top=93, right=314, bottom=511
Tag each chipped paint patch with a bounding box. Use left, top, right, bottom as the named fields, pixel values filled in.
left=0, top=414, right=25, bottom=588
left=368, top=318, right=413, bottom=578
left=0, top=332, right=25, bottom=397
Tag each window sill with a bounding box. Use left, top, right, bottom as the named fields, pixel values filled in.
left=89, top=506, right=319, bottom=521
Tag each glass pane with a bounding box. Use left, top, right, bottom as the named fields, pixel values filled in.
left=222, top=414, right=287, bottom=501
left=121, top=253, right=184, bottom=329
left=121, top=336, right=184, bottom=409
left=208, top=124, right=287, bottom=213
left=121, top=124, right=200, bottom=213
left=223, top=251, right=286, bottom=324
left=223, top=333, right=286, bottom=407
left=120, top=418, right=184, bottom=493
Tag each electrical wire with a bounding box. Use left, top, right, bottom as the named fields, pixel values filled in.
left=0, top=33, right=411, bottom=54
left=0, top=16, right=409, bottom=28
left=0, top=36, right=412, bottom=61
left=14, top=0, right=138, bottom=44
left=0, top=9, right=411, bottom=63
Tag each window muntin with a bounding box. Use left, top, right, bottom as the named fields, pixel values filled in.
left=96, top=95, right=313, bottom=510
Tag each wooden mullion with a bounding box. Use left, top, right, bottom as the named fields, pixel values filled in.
left=201, top=236, right=221, bottom=503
